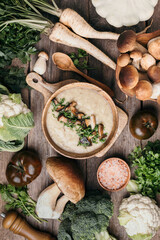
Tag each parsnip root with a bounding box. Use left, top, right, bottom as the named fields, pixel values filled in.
left=49, top=22, right=116, bottom=70
left=60, top=8, right=119, bottom=40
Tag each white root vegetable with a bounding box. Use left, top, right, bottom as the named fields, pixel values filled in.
left=49, top=23, right=116, bottom=70
left=30, top=1, right=119, bottom=40
left=59, top=8, right=119, bottom=40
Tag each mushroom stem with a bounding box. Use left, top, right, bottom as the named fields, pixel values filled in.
left=36, top=183, right=61, bottom=219
left=33, top=51, right=49, bottom=75
left=52, top=195, right=69, bottom=219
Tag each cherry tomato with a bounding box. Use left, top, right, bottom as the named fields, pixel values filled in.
left=6, top=150, right=42, bottom=187
left=129, top=110, right=158, bottom=140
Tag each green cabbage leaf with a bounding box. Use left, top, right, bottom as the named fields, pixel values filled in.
left=0, top=112, right=34, bottom=142
left=0, top=139, right=24, bottom=152
left=129, top=233, right=152, bottom=240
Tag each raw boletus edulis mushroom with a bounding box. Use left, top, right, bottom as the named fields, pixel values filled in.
left=117, top=30, right=147, bottom=54
left=36, top=157, right=85, bottom=219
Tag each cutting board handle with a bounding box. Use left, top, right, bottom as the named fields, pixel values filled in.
left=26, top=72, right=77, bottom=104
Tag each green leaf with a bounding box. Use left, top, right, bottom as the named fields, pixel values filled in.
left=126, top=180, right=140, bottom=193
left=0, top=84, right=10, bottom=95
left=9, top=93, right=22, bottom=104
left=129, top=233, right=152, bottom=240
left=0, top=139, right=24, bottom=152
left=118, top=211, right=132, bottom=226
left=0, top=112, right=34, bottom=141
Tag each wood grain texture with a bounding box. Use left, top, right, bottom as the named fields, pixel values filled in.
left=0, top=0, right=160, bottom=239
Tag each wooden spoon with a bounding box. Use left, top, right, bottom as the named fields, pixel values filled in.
left=52, top=52, right=114, bottom=97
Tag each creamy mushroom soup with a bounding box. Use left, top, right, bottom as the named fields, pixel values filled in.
left=46, top=87, right=113, bottom=153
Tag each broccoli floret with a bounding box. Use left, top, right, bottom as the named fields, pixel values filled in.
left=71, top=212, right=109, bottom=240
left=57, top=219, right=72, bottom=240
left=58, top=191, right=114, bottom=240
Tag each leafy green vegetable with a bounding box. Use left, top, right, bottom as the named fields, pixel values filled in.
left=0, top=112, right=34, bottom=142
left=0, top=67, right=28, bottom=93
left=128, top=140, right=160, bottom=199
left=0, top=0, right=41, bottom=92
left=0, top=139, right=24, bottom=152
left=0, top=85, right=34, bottom=152
left=129, top=233, right=152, bottom=240
left=126, top=180, right=140, bottom=193
left=58, top=191, right=113, bottom=240
left=0, top=184, right=46, bottom=223
left=69, top=49, right=93, bottom=70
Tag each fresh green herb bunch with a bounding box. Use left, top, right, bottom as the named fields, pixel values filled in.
left=0, top=184, right=46, bottom=223
left=52, top=98, right=107, bottom=148
left=0, top=0, right=41, bottom=92
left=69, top=49, right=93, bottom=70
left=128, top=140, right=160, bottom=199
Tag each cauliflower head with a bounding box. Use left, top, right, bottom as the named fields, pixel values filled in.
left=118, top=194, right=160, bottom=240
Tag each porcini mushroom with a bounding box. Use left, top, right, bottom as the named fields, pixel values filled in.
left=135, top=80, right=153, bottom=100
left=117, top=53, right=131, bottom=67
left=36, top=157, right=85, bottom=219
left=98, top=124, right=104, bottom=139
left=130, top=50, right=142, bottom=70
left=147, top=65, right=160, bottom=83
left=117, top=30, right=147, bottom=54
left=33, top=51, right=49, bottom=75
left=58, top=115, right=68, bottom=123
left=150, top=82, right=160, bottom=99
left=119, top=65, right=139, bottom=89
left=148, top=37, right=160, bottom=60
left=140, top=53, right=156, bottom=71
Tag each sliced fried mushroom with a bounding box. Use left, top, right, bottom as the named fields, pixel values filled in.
left=33, top=51, right=49, bottom=75
left=75, top=120, right=81, bottom=125
left=147, top=65, right=160, bottom=83
left=148, top=37, right=160, bottom=60
left=135, top=80, right=153, bottom=100
left=90, top=115, right=96, bottom=129
left=85, top=118, right=91, bottom=127
left=58, top=115, right=68, bottom=123
left=117, top=30, right=147, bottom=54
left=56, top=105, right=65, bottom=111
left=88, top=131, right=96, bottom=140
left=36, top=157, right=85, bottom=219
left=80, top=137, right=91, bottom=146
left=130, top=50, right=142, bottom=70
left=65, top=101, right=77, bottom=115
left=77, top=112, right=85, bottom=119
left=53, top=98, right=58, bottom=105
left=140, top=53, right=156, bottom=71
left=117, top=53, right=131, bottom=67
left=119, top=65, right=139, bottom=89
left=98, top=124, right=104, bottom=139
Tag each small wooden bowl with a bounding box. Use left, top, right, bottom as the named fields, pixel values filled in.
left=97, top=157, right=131, bottom=192
left=26, top=73, right=118, bottom=160
left=116, top=30, right=160, bottom=102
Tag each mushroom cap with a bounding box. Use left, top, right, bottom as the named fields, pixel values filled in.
left=147, top=65, right=160, bottom=83
left=130, top=50, right=142, bottom=60
left=119, top=65, right=139, bottom=89
left=140, top=53, right=156, bottom=71
left=117, top=53, right=130, bottom=67
left=135, top=80, right=153, bottom=100
left=117, top=30, right=137, bottom=53
left=46, top=157, right=85, bottom=203
left=148, top=37, right=160, bottom=60
left=38, top=51, right=49, bottom=60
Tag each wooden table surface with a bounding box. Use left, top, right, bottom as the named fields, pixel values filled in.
left=1, top=1, right=160, bottom=239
